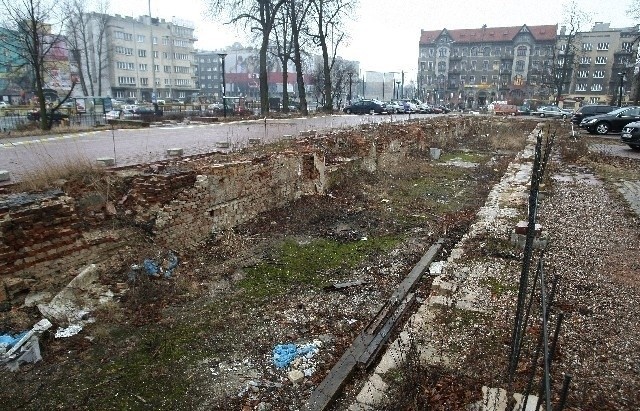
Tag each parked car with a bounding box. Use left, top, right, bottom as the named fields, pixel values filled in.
left=130, top=106, right=162, bottom=119
left=517, top=106, right=531, bottom=116
left=580, top=106, right=640, bottom=135
left=0, top=101, right=11, bottom=109
left=571, top=104, right=617, bottom=125
left=343, top=99, right=386, bottom=114
left=207, top=103, right=224, bottom=110
left=385, top=101, right=403, bottom=114
left=399, top=99, right=418, bottom=113
left=105, top=109, right=123, bottom=120
left=533, top=105, right=573, bottom=119
left=620, top=121, right=640, bottom=150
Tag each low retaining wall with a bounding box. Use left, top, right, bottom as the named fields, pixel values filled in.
left=0, top=151, right=326, bottom=303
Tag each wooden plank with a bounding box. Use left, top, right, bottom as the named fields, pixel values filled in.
left=303, top=239, right=444, bottom=411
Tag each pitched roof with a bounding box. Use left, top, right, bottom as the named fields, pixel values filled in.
left=419, top=24, right=557, bottom=45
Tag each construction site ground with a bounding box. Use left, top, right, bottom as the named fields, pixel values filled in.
left=0, top=117, right=639, bottom=411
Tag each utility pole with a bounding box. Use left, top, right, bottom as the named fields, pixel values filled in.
left=401, top=70, right=405, bottom=99
left=347, top=72, right=353, bottom=105
left=149, top=0, right=157, bottom=109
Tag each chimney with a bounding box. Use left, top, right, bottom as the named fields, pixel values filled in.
left=560, top=25, right=566, bottom=35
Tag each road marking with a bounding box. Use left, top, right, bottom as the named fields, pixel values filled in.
left=0, top=130, right=103, bottom=149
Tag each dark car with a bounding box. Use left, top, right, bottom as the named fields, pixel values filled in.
left=571, top=104, right=617, bottom=125
left=343, top=99, right=386, bottom=115
left=26, top=110, right=69, bottom=123
left=579, top=106, right=640, bottom=135
left=620, top=121, right=640, bottom=150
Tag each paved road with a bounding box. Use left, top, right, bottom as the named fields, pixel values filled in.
left=0, top=113, right=428, bottom=183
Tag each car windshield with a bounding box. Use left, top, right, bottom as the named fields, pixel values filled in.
left=607, top=107, right=629, bottom=115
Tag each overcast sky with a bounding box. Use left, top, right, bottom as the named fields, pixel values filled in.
left=109, top=0, right=637, bottom=77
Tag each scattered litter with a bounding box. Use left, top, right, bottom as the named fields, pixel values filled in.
left=429, top=261, right=446, bottom=276
left=0, top=331, right=28, bottom=354
left=55, top=324, right=83, bottom=338
left=1, top=319, right=52, bottom=371
left=272, top=341, right=320, bottom=369
left=129, top=250, right=179, bottom=280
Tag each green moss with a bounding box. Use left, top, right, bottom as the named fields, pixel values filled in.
left=239, top=237, right=398, bottom=299
left=480, top=276, right=517, bottom=297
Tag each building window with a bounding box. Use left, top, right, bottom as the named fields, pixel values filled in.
left=517, top=46, right=527, bottom=56
left=460, top=61, right=467, bottom=71
left=582, top=43, right=592, bottom=51
left=596, top=42, right=609, bottom=51
left=153, top=36, right=157, bottom=45
left=164, top=65, right=171, bottom=73
left=118, top=76, right=136, bottom=85
left=438, top=48, right=447, bottom=57
left=138, top=49, right=146, bottom=58
left=428, top=48, right=435, bottom=57
left=591, top=84, right=603, bottom=91
left=469, top=75, right=475, bottom=84
left=154, top=51, right=158, bottom=58
left=175, top=79, right=190, bottom=86
left=593, top=70, right=605, bottom=78
left=174, top=65, right=190, bottom=74
left=140, top=78, right=148, bottom=86
left=494, top=46, right=501, bottom=55
left=471, top=47, right=478, bottom=56
left=154, top=64, right=159, bottom=72
left=162, top=37, right=169, bottom=45
left=115, top=46, right=133, bottom=55
left=115, top=91, right=125, bottom=98
left=622, top=42, right=633, bottom=52
left=483, top=47, right=490, bottom=56
left=137, top=34, right=145, bottom=43
left=580, top=56, right=591, bottom=64
left=577, top=70, right=589, bottom=78
left=515, top=60, right=525, bottom=71
left=116, top=62, right=135, bottom=70
left=483, top=60, right=489, bottom=71
left=114, top=31, right=133, bottom=41
left=470, top=60, right=477, bottom=70
left=164, top=78, right=171, bottom=85
left=428, top=61, right=434, bottom=70
left=595, top=56, right=607, bottom=64
left=139, top=63, right=147, bottom=71
left=481, top=75, right=487, bottom=83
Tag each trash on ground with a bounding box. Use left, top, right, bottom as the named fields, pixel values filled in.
left=129, top=250, right=179, bottom=280
left=1, top=319, right=52, bottom=371
left=272, top=341, right=321, bottom=370
left=54, top=324, right=84, bottom=338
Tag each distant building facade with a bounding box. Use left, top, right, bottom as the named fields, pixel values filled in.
left=78, top=13, right=198, bottom=102
left=559, top=22, right=639, bottom=106
left=418, top=24, right=557, bottom=108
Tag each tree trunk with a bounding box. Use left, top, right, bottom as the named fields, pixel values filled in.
left=260, top=35, right=270, bottom=115
left=281, top=66, right=289, bottom=113
left=293, top=42, right=308, bottom=115
left=321, top=36, right=332, bottom=112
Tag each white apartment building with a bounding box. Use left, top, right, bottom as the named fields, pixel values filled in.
left=78, top=13, right=198, bottom=102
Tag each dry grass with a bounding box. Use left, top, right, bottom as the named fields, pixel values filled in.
left=11, top=155, right=108, bottom=193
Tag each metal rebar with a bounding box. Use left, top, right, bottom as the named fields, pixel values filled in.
left=556, top=374, right=572, bottom=411
left=539, top=263, right=552, bottom=411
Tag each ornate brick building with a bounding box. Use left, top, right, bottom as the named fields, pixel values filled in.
left=418, top=24, right=557, bottom=108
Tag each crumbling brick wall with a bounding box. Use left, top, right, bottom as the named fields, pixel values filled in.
left=0, top=151, right=326, bottom=303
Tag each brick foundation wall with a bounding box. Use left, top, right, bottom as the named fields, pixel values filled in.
left=0, top=151, right=326, bottom=303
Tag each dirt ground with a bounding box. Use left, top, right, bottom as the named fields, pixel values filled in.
left=0, top=117, right=638, bottom=410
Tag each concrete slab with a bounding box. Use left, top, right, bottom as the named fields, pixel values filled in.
left=0, top=170, right=10, bottom=182
left=96, top=157, right=115, bottom=166
left=482, top=386, right=508, bottom=411
left=512, top=392, right=542, bottom=411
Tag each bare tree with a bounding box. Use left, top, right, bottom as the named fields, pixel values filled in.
left=271, top=5, right=294, bottom=112
left=0, top=0, right=73, bottom=130
left=207, top=0, right=287, bottom=115
left=288, top=0, right=312, bottom=115
left=65, top=0, right=110, bottom=97
left=627, top=0, right=640, bottom=104
left=548, top=2, right=589, bottom=104
left=312, top=55, right=355, bottom=108
left=308, top=0, right=354, bottom=112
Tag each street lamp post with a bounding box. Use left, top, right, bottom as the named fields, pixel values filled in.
left=617, top=72, right=625, bottom=107
left=218, top=53, right=228, bottom=117
left=395, top=81, right=400, bottom=100
left=347, top=72, right=353, bottom=105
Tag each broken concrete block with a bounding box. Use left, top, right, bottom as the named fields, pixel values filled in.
left=0, top=170, right=10, bottom=182
left=96, top=157, right=115, bottom=166
left=514, top=221, right=542, bottom=235
left=288, top=369, right=305, bottom=384
left=430, top=148, right=442, bottom=160
left=216, top=141, right=230, bottom=148
left=166, top=148, right=184, bottom=157
left=248, top=138, right=261, bottom=145
left=431, top=277, right=457, bottom=296
left=512, top=392, right=541, bottom=411
left=481, top=386, right=508, bottom=411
